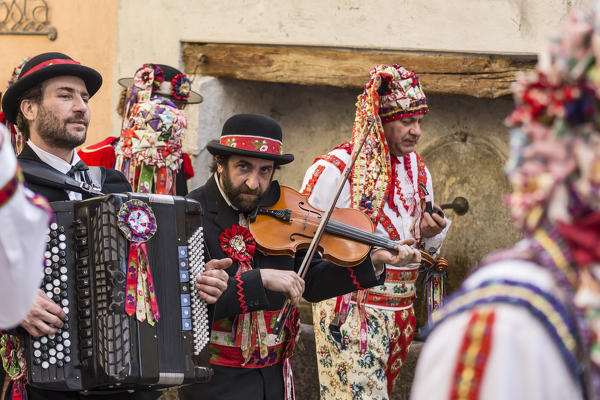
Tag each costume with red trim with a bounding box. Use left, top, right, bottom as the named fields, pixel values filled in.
left=301, top=64, right=449, bottom=399
left=77, top=136, right=118, bottom=169
left=78, top=137, right=194, bottom=194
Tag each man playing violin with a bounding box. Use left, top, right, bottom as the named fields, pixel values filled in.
left=180, top=113, right=420, bottom=400
left=301, top=65, right=450, bottom=399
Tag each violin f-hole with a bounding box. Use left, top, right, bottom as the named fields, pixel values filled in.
left=290, top=232, right=314, bottom=242
left=298, top=201, right=321, bottom=229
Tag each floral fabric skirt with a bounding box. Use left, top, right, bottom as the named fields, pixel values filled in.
left=312, top=296, right=416, bottom=400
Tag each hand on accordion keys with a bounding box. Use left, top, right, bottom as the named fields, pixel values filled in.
left=194, top=257, right=232, bottom=304
left=21, top=289, right=67, bottom=337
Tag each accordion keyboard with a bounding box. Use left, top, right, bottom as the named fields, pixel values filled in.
left=186, top=227, right=209, bottom=355
left=34, top=222, right=73, bottom=370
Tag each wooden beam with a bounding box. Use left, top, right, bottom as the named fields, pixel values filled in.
left=182, top=43, right=536, bottom=99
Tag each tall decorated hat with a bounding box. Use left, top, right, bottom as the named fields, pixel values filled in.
left=206, top=113, right=294, bottom=165
left=1, top=52, right=102, bottom=124
left=114, top=97, right=187, bottom=195
left=348, top=64, right=429, bottom=223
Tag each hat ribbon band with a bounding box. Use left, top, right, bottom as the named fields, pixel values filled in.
left=22, top=59, right=82, bottom=78
left=220, top=135, right=283, bottom=155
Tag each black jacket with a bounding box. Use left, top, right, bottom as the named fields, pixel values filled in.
left=18, top=144, right=131, bottom=202
left=179, top=175, right=384, bottom=400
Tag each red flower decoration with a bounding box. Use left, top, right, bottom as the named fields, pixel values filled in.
left=557, top=211, right=600, bottom=267
left=171, top=73, right=191, bottom=100
left=219, top=225, right=256, bottom=264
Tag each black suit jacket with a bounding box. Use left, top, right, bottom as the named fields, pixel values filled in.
left=17, top=144, right=131, bottom=201
left=181, top=176, right=384, bottom=400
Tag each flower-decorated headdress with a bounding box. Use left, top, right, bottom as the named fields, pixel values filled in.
left=119, top=64, right=202, bottom=126
left=505, top=9, right=600, bottom=235
left=114, top=97, right=187, bottom=195
left=349, top=64, right=429, bottom=223
left=504, top=8, right=600, bottom=390
left=379, top=66, right=429, bottom=122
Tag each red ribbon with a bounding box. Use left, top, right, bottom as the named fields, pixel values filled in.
left=125, top=243, right=160, bottom=322
left=21, top=59, right=81, bottom=77
left=219, top=135, right=283, bottom=156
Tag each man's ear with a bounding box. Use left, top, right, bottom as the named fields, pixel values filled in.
left=216, top=157, right=225, bottom=174
left=20, top=99, right=38, bottom=121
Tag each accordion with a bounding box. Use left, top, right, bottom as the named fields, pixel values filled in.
left=25, top=193, right=211, bottom=391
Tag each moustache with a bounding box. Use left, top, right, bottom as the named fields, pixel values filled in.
left=237, top=185, right=261, bottom=196
left=66, top=116, right=89, bottom=126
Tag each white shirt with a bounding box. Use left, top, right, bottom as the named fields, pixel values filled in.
left=0, top=125, right=51, bottom=328
left=27, top=140, right=85, bottom=201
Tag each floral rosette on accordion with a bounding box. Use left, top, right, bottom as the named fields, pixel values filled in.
left=118, top=199, right=160, bottom=325
left=115, top=97, right=187, bottom=195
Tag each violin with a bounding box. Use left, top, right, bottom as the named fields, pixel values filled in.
left=248, top=185, right=400, bottom=267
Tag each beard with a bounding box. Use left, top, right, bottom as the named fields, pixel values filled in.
left=220, top=166, right=268, bottom=213
left=35, top=105, right=87, bottom=150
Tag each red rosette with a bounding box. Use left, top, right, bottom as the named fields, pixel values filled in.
left=171, top=73, right=191, bottom=100
left=219, top=225, right=256, bottom=264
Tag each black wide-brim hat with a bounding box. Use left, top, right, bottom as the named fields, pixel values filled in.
left=2, top=52, right=102, bottom=124
left=118, top=64, right=203, bottom=104
left=207, top=114, right=294, bottom=165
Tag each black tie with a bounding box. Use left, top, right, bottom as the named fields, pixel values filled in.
left=66, top=160, right=89, bottom=179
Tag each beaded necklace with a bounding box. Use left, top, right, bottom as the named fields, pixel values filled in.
left=398, top=154, right=416, bottom=215
left=389, top=153, right=427, bottom=217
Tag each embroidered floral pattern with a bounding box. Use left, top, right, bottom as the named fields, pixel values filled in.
left=313, top=297, right=416, bottom=399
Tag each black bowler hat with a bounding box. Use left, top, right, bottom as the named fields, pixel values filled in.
left=1, top=52, right=102, bottom=124
left=118, top=63, right=203, bottom=104
left=207, top=114, right=294, bottom=165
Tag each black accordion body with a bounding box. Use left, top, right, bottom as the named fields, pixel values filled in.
left=26, top=193, right=211, bottom=391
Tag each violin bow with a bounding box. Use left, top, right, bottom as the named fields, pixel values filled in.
left=272, top=116, right=376, bottom=339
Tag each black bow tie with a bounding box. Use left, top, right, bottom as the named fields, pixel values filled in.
left=66, top=160, right=89, bottom=178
